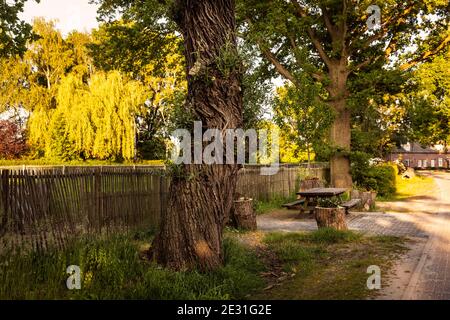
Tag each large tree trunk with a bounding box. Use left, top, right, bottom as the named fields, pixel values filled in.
left=151, top=0, right=243, bottom=271
left=330, top=107, right=352, bottom=188
left=327, top=63, right=352, bottom=188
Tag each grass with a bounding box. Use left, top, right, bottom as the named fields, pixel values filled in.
left=252, top=228, right=406, bottom=300
left=378, top=172, right=437, bottom=202
left=0, top=232, right=265, bottom=300
left=255, top=194, right=297, bottom=215
left=0, top=227, right=407, bottom=300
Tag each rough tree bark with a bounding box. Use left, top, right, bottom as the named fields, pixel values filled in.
left=151, top=0, right=243, bottom=271
left=232, top=198, right=257, bottom=231
left=314, top=207, right=348, bottom=231
left=327, top=62, right=352, bottom=189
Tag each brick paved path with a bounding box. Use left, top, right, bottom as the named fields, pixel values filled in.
left=258, top=211, right=430, bottom=238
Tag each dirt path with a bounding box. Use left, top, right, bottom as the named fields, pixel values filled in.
left=395, top=172, right=450, bottom=299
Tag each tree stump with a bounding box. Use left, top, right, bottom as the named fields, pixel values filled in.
left=350, top=190, right=377, bottom=211
left=232, top=198, right=257, bottom=231
left=314, top=207, right=348, bottom=231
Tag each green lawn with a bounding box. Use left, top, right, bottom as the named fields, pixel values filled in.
left=252, top=229, right=406, bottom=300
left=378, top=171, right=438, bottom=201
left=0, top=232, right=265, bottom=300
left=0, top=228, right=405, bottom=300
left=255, top=194, right=297, bottom=215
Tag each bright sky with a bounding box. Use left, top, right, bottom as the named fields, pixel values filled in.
left=20, top=0, right=100, bottom=36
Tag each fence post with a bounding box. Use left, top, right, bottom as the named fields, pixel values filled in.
left=159, top=173, right=165, bottom=226
left=1, top=170, right=9, bottom=232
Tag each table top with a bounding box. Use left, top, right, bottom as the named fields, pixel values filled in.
left=296, top=188, right=347, bottom=197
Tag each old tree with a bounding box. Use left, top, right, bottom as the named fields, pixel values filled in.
left=92, top=0, right=450, bottom=270
left=150, top=0, right=243, bottom=270
left=238, top=0, right=450, bottom=187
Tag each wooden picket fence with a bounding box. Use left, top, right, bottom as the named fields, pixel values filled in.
left=0, top=164, right=328, bottom=253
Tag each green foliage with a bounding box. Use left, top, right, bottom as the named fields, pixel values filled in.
left=307, top=228, right=362, bottom=244
left=216, top=40, right=243, bottom=78
left=0, top=235, right=264, bottom=300
left=90, top=21, right=188, bottom=160
left=317, top=196, right=343, bottom=208
left=254, top=193, right=298, bottom=215
left=1, top=19, right=187, bottom=161
left=406, top=48, right=450, bottom=146
left=237, top=0, right=450, bottom=163
left=349, top=68, right=410, bottom=157
left=0, top=0, right=37, bottom=57
left=28, top=72, right=146, bottom=161
left=263, top=229, right=361, bottom=271
left=274, top=82, right=335, bottom=164
left=351, top=152, right=397, bottom=196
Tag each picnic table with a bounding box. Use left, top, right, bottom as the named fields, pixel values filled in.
left=296, top=188, right=347, bottom=215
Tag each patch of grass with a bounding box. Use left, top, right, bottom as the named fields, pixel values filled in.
left=254, top=230, right=406, bottom=300
left=0, top=233, right=264, bottom=300
left=307, top=228, right=363, bottom=244
left=255, top=194, right=297, bottom=215
left=378, top=172, right=437, bottom=202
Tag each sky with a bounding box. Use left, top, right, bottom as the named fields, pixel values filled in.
left=20, top=0, right=100, bottom=36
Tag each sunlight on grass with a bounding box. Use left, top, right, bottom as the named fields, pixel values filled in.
left=378, top=172, right=437, bottom=201
left=255, top=194, right=297, bottom=215
left=254, top=230, right=406, bottom=300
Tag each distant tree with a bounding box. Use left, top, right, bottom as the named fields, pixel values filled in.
left=91, top=1, right=271, bottom=157
left=28, top=72, right=147, bottom=161
left=0, top=0, right=37, bottom=58
left=0, top=119, right=27, bottom=159
left=274, top=80, right=334, bottom=167
left=237, top=0, right=450, bottom=187
left=349, top=68, right=410, bottom=156
left=90, top=21, right=187, bottom=159
left=407, top=47, right=450, bottom=146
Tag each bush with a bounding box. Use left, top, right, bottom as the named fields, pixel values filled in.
left=351, top=151, right=397, bottom=197
left=0, top=120, right=28, bottom=159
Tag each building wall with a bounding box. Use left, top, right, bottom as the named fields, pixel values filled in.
left=388, top=153, right=450, bottom=169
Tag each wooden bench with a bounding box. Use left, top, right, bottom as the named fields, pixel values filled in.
left=282, top=199, right=305, bottom=210
left=341, top=199, right=361, bottom=214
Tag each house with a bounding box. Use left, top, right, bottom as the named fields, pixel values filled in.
left=386, top=142, right=450, bottom=169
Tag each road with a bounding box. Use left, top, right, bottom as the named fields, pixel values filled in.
left=400, top=171, right=450, bottom=299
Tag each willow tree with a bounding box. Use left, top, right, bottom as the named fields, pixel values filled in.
left=238, top=0, right=450, bottom=187
left=150, top=0, right=244, bottom=271
left=28, top=71, right=147, bottom=161
left=90, top=20, right=187, bottom=159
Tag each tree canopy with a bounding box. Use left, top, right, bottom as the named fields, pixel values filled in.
left=0, top=0, right=37, bottom=57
